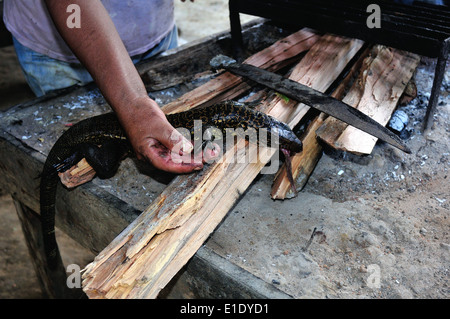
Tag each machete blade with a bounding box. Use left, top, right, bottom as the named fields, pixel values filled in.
left=210, top=55, right=411, bottom=154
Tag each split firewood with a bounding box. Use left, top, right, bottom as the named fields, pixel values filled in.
left=316, top=45, right=420, bottom=155
left=271, top=46, right=371, bottom=199
left=162, top=28, right=320, bottom=113
left=58, top=158, right=96, bottom=189
left=81, top=33, right=364, bottom=299
left=271, top=113, right=326, bottom=199
left=273, top=46, right=419, bottom=199
left=399, top=78, right=418, bottom=106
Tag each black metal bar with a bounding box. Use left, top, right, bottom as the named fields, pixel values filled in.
left=229, top=0, right=245, bottom=61
left=315, top=0, right=450, bottom=34
left=232, top=0, right=450, bottom=39
left=290, top=0, right=450, bottom=33
left=229, top=0, right=446, bottom=57
left=424, top=38, right=450, bottom=130
left=339, top=0, right=450, bottom=19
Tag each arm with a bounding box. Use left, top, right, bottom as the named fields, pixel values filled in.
left=44, top=0, right=202, bottom=173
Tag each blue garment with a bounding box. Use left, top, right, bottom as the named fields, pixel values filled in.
left=13, top=25, right=178, bottom=97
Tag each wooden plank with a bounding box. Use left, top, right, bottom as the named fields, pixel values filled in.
left=82, top=137, right=271, bottom=298
left=316, top=45, right=420, bottom=155
left=160, top=246, right=293, bottom=298
left=81, top=33, right=364, bottom=299
left=263, top=34, right=364, bottom=127
left=137, top=19, right=299, bottom=91
left=0, top=122, right=140, bottom=255
left=12, top=197, right=78, bottom=298
left=161, top=28, right=320, bottom=113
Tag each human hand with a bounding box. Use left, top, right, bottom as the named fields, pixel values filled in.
left=119, top=97, right=219, bottom=174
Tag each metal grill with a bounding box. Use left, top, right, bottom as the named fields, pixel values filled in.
left=229, top=0, right=450, bottom=130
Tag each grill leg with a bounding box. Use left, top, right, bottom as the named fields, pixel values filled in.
left=229, top=0, right=245, bottom=61
left=424, top=45, right=448, bottom=131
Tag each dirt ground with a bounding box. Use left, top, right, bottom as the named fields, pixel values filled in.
left=0, top=1, right=448, bottom=299
left=209, top=57, right=449, bottom=298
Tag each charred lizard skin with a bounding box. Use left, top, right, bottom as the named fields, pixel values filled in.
left=40, top=100, right=302, bottom=269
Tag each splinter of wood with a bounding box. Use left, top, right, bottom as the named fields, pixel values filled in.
left=59, top=158, right=96, bottom=188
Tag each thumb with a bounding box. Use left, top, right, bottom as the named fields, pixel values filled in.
left=148, top=115, right=193, bottom=155
left=166, top=128, right=194, bottom=156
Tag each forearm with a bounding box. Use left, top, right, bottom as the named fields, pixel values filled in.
left=44, top=0, right=157, bottom=118
left=44, top=0, right=201, bottom=172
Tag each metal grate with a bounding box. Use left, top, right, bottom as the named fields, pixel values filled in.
left=229, top=0, right=450, bottom=130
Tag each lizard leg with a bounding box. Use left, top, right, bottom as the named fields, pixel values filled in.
left=54, top=141, right=129, bottom=179
left=75, top=140, right=129, bottom=179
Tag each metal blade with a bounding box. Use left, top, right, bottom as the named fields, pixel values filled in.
left=210, top=55, right=411, bottom=154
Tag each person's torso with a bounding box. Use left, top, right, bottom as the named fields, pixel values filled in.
left=3, top=0, right=175, bottom=62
